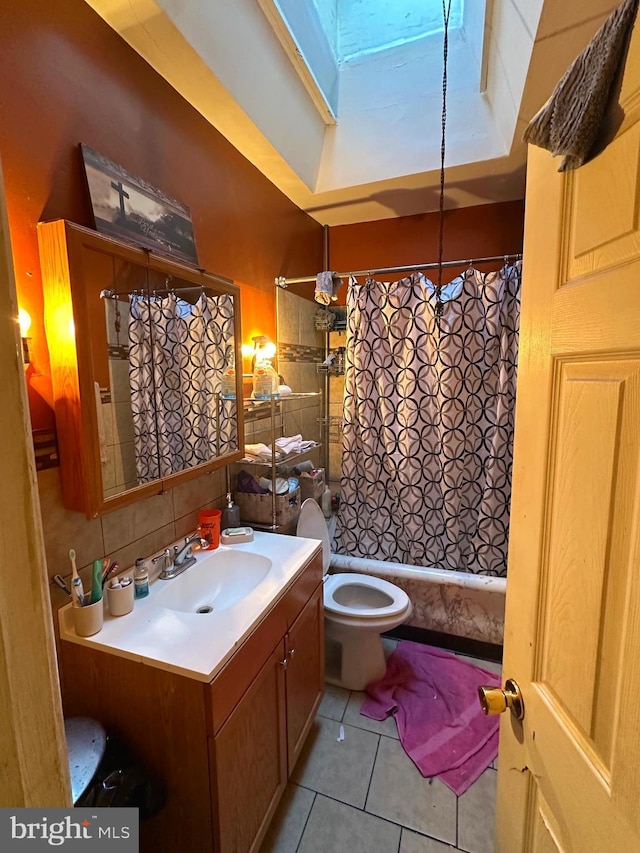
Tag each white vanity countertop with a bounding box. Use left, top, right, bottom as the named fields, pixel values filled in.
left=58, top=531, right=321, bottom=683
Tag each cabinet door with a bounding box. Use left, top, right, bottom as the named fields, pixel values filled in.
left=285, top=584, right=325, bottom=772
left=210, top=641, right=287, bottom=853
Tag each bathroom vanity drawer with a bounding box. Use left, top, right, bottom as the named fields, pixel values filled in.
left=207, top=547, right=322, bottom=734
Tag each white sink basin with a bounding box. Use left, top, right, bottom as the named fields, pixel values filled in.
left=154, top=550, right=272, bottom=614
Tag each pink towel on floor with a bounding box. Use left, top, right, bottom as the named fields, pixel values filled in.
left=361, top=642, right=500, bottom=796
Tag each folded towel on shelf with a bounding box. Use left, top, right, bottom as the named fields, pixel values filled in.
left=275, top=435, right=317, bottom=456
left=523, top=0, right=639, bottom=171
left=315, top=271, right=343, bottom=305
left=242, top=443, right=278, bottom=463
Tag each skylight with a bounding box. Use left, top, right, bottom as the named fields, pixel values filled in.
left=312, top=0, right=465, bottom=62
left=268, top=0, right=472, bottom=121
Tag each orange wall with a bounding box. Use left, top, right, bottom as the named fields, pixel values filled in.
left=0, top=0, right=323, bottom=429
left=320, top=200, right=525, bottom=304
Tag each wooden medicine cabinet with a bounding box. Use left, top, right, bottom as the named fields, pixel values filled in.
left=38, top=220, right=244, bottom=518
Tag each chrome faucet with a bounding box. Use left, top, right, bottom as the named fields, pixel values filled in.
left=154, top=535, right=208, bottom=580
left=174, top=533, right=208, bottom=569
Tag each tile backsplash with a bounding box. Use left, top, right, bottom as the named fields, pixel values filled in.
left=40, top=465, right=225, bottom=616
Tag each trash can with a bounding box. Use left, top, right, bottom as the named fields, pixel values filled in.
left=65, top=717, right=165, bottom=817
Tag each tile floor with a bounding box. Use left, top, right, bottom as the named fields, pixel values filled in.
left=261, top=640, right=502, bottom=853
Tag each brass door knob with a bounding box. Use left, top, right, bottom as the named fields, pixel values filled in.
left=478, top=678, right=524, bottom=721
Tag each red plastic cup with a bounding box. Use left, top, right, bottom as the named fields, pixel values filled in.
left=198, top=509, right=222, bottom=550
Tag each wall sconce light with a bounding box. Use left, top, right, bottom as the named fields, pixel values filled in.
left=18, top=307, right=31, bottom=366
left=242, top=335, right=277, bottom=369
left=241, top=335, right=277, bottom=359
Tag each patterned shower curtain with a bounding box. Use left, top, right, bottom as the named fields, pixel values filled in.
left=128, top=292, right=236, bottom=481
left=335, top=263, right=521, bottom=577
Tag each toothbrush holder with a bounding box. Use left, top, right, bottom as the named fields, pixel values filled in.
left=106, top=578, right=135, bottom=617
left=73, top=596, right=104, bottom=637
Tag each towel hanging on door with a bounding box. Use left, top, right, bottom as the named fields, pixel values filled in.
left=524, top=0, right=639, bottom=171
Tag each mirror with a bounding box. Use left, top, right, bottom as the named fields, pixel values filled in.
left=39, top=220, right=242, bottom=517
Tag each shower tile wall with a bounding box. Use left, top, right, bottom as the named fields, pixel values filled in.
left=276, top=289, right=324, bottom=448
left=327, top=329, right=347, bottom=491
left=42, top=465, right=227, bottom=625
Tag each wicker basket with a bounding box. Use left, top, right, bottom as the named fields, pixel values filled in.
left=299, top=473, right=325, bottom=503
left=234, top=486, right=301, bottom=528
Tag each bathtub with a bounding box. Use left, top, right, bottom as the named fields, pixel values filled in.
left=329, top=553, right=506, bottom=646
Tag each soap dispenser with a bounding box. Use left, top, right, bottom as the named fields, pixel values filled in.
left=221, top=492, right=240, bottom=531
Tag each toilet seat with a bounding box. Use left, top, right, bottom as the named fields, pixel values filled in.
left=324, top=573, right=411, bottom=619
left=296, top=498, right=331, bottom=574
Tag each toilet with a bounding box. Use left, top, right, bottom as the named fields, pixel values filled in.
left=297, top=499, right=412, bottom=691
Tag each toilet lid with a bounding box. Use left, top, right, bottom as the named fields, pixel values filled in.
left=296, top=498, right=330, bottom=574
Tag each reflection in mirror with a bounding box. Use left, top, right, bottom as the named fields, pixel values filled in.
left=103, top=291, right=154, bottom=496
left=82, top=251, right=155, bottom=501
left=129, top=285, right=237, bottom=479
left=38, top=220, right=241, bottom=517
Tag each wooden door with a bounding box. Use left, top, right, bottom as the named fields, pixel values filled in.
left=285, top=584, right=325, bottom=772
left=496, top=27, right=640, bottom=852
left=0, top=160, right=70, bottom=806
left=210, top=642, right=287, bottom=853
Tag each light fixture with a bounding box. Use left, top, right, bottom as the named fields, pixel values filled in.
left=247, top=335, right=277, bottom=359
left=18, top=307, right=31, bottom=366
left=242, top=335, right=277, bottom=370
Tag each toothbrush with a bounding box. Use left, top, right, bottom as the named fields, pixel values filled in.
left=72, top=575, right=85, bottom=607
left=69, top=548, right=84, bottom=606
left=69, top=548, right=79, bottom=583
left=101, top=558, right=118, bottom=588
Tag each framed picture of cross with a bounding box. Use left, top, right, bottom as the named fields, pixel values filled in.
left=79, top=143, right=199, bottom=266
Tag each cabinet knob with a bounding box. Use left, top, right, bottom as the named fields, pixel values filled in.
left=279, top=658, right=288, bottom=669
left=288, top=648, right=296, bottom=659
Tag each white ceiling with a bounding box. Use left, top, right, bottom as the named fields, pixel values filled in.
left=85, top=0, right=620, bottom=225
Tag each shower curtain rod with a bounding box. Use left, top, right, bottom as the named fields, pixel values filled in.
left=100, top=285, right=208, bottom=299
left=274, top=253, right=521, bottom=287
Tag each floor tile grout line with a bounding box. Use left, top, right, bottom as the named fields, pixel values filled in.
left=317, top=708, right=399, bottom=739
left=293, top=789, right=317, bottom=853
left=295, top=785, right=461, bottom=851
left=363, top=731, right=384, bottom=812
left=341, top=690, right=351, bottom=722
left=302, top=789, right=436, bottom=841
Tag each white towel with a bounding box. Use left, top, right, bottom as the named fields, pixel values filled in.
left=275, top=435, right=317, bottom=455
left=243, top=443, right=275, bottom=462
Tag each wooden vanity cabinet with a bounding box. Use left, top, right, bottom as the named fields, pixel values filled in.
left=285, top=585, right=325, bottom=770
left=59, top=550, right=324, bottom=853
